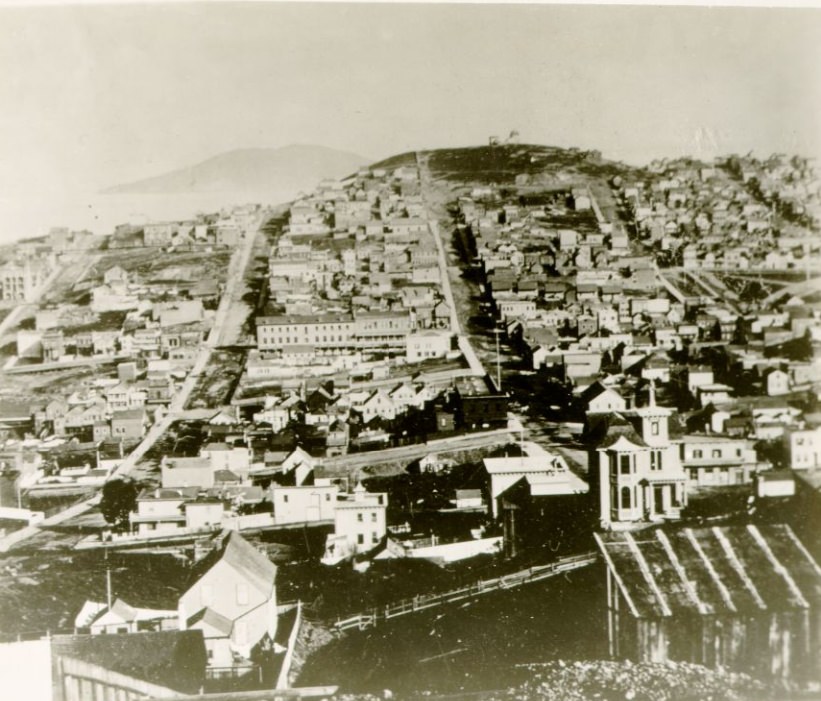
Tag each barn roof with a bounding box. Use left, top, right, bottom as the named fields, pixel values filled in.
left=595, top=524, right=821, bottom=619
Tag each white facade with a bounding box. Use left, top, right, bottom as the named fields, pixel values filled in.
left=679, top=436, right=760, bottom=486
left=271, top=484, right=338, bottom=525
left=322, top=486, right=388, bottom=564
left=406, top=330, right=452, bottom=363
left=784, top=427, right=821, bottom=469
left=593, top=400, right=688, bottom=529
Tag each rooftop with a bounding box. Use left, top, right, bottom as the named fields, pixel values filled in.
left=596, top=524, right=821, bottom=619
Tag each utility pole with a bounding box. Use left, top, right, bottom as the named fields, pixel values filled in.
left=493, top=327, right=502, bottom=393
left=106, top=566, right=113, bottom=611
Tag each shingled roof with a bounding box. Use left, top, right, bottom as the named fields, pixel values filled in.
left=596, top=524, right=821, bottom=619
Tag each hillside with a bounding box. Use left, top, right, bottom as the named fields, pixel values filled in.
left=104, top=144, right=369, bottom=195
left=425, top=143, right=646, bottom=185
left=371, top=144, right=647, bottom=187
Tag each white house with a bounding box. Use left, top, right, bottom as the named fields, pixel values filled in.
left=590, top=388, right=687, bottom=529
left=783, top=427, right=821, bottom=470
left=405, top=330, right=452, bottom=363
left=201, top=442, right=251, bottom=479
left=178, top=532, right=277, bottom=668
left=483, top=442, right=588, bottom=518
left=763, top=368, right=791, bottom=396
left=130, top=487, right=197, bottom=535
left=321, top=484, right=388, bottom=564
left=678, top=436, right=761, bottom=487
left=270, top=483, right=338, bottom=525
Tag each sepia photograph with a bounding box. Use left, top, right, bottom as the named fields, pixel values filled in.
left=0, top=1, right=820, bottom=699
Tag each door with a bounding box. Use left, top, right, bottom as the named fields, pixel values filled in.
left=653, top=486, right=664, bottom=515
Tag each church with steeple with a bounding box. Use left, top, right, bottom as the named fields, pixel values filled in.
left=586, top=381, right=688, bottom=529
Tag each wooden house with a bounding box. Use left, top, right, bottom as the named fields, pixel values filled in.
left=595, top=524, right=821, bottom=685
left=178, top=531, right=277, bottom=668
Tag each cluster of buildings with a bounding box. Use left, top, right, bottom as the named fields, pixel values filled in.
left=0, top=227, right=98, bottom=303
left=621, top=154, right=820, bottom=272
left=15, top=264, right=216, bottom=366
left=453, top=171, right=821, bottom=531
left=64, top=530, right=286, bottom=690
left=128, top=430, right=391, bottom=573
left=3, top=146, right=820, bottom=696
left=116, top=204, right=261, bottom=249
left=255, top=166, right=454, bottom=373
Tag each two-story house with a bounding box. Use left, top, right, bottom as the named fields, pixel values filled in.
left=178, top=532, right=277, bottom=668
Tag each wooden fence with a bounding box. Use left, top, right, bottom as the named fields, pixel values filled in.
left=333, top=551, right=597, bottom=632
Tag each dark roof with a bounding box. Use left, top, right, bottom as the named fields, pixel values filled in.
left=586, top=412, right=648, bottom=449
left=596, top=524, right=821, bottom=619
left=579, top=381, right=619, bottom=404
left=51, top=630, right=207, bottom=694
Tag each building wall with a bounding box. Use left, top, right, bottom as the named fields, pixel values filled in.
left=596, top=443, right=685, bottom=526
left=162, top=464, right=214, bottom=489
left=406, top=331, right=451, bottom=363
left=334, top=502, right=387, bottom=554
left=784, top=427, right=821, bottom=469
left=609, top=586, right=819, bottom=685
left=272, top=485, right=337, bottom=524
left=256, top=317, right=355, bottom=351
left=178, top=560, right=276, bottom=649
left=186, top=503, right=224, bottom=529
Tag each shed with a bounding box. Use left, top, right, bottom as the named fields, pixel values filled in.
left=595, top=524, right=821, bottom=684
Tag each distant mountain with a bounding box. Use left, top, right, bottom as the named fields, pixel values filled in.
left=103, top=145, right=370, bottom=195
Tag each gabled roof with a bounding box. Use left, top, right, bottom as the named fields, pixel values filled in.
left=187, top=607, right=233, bottom=637
left=579, top=381, right=623, bottom=404
left=186, top=531, right=276, bottom=600
left=587, top=412, right=648, bottom=449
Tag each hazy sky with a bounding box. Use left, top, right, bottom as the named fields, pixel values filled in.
left=0, top=2, right=819, bottom=196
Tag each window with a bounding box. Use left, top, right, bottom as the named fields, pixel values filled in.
left=620, top=486, right=632, bottom=509
left=693, top=449, right=703, bottom=459
left=357, top=534, right=364, bottom=545
left=619, top=454, right=632, bottom=474
left=283, top=494, right=288, bottom=503
left=371, top=512, right=377, bottom=523
left=651, top=450, right=662, bottom=471
left=736, top=449, right=742, bottom=457
left=325, top=493, right=331, bottom=502
left=357, top=513, right=363, bottom=522
left=712, top=449, right=721, bottom=459
left=237, top=583, right=249, bottom=606
left=372, top=532, right=379, bottom=544
left=651, top=421, right=659, bottom=436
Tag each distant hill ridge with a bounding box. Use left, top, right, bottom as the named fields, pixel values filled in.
left=104, top=144, right=370, bottom=195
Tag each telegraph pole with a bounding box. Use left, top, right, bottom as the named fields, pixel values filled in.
left=493, top=327, right=503, bottom=393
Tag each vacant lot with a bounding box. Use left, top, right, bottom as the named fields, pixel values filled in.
left=184, top=349, right=246, bottom=410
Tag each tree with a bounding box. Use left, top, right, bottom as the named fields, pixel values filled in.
left=99, top=478, right=138, bottom=532
left=732, top=317, right=748, bottom=345
left=709, top=319, right=723, bottom=342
